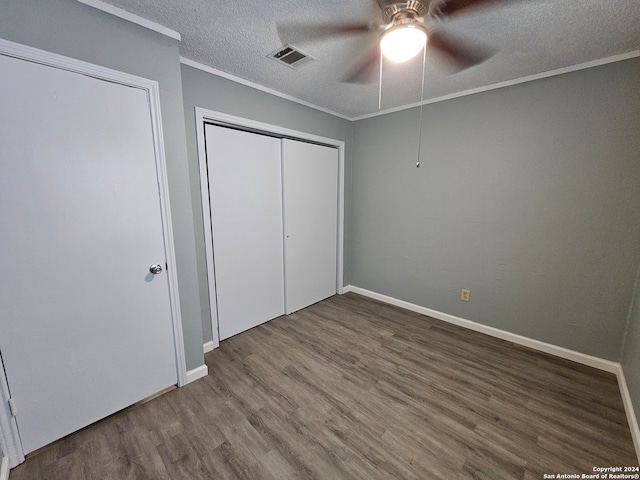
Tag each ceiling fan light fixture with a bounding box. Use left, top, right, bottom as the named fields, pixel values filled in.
left=380, top=25, right=427, bottom=63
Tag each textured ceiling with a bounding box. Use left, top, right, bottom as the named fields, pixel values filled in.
left=98, top=0, right=640, bottom=119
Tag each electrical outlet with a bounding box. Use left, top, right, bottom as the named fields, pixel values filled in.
left=461, top=289, right=470, bottom=302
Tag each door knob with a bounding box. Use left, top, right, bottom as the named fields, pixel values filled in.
left=149, top=264, right=163, bottom=275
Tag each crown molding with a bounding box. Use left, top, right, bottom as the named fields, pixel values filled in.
left=75, top=0, right=181, bottom=41
left=183, top=49, right=640, bottom=121
left=180, top=57, right=351, bottom=121
left=353, top=50, right=640, bottom=120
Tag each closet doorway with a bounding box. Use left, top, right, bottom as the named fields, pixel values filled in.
left=196, top=109, right=344, bottom=346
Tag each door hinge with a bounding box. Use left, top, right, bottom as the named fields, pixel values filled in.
left=8, top=397, right=17, bottom=417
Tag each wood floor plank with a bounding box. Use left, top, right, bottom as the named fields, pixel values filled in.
left=9, top=293, right=638, bottom=479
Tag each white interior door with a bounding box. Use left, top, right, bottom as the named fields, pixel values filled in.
left=282, top=139, right=339, bottom=314
left=0, top=54, right=178, bottom=454
left=205, top=125, right=285, bottom=340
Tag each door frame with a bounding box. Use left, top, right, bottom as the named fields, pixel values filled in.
left=195, top=107, right=346, bottom=350
left=0, top=38, right=188, bottom=465
left=0, top=351, right=22, bottom=468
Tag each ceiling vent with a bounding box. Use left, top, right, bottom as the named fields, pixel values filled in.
left=269, top=45, right=314, bottom=69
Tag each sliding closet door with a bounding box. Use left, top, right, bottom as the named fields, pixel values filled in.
left=205, top=125, right=285, bottom=339
left=282, top=139, right=339, bottom=314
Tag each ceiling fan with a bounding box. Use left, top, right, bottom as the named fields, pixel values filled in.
left=277, top=0, right=501, bottom=83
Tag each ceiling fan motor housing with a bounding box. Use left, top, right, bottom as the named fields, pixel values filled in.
left=378, top=0, right=432, bottom=23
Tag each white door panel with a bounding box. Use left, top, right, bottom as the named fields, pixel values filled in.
left=205, top=125, right=285, bottom=340
left=0, top=54, right=177, bottom=453
left=282, top=140, right=339, bottom=314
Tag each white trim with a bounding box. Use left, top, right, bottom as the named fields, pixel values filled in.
left=75, top=0, right=181, bottom=41
left=184, top=51, right=640, bottom=121
left=196, top=108, right=346, bottom=347
left=203, top=341, right=215, bottom=354
left=0, top=353, right=23, bottom=469
left=195, top=115, right=221, bottom=352
left=616, top=366, right=640, bottom=463
left=1, top=456, right=9, bottom=480
left=0, top=39, right=160, bottom=88
left=195, top=109, right=347, bottom=165
left=621, top=265, right=640, bottom=361
left=186, top=364, right=209, bottom=384
left=343, top=285, right=619, bottom=373
left=352, top=50, right=640, bottom=120
left=0, top=37, right=187, bottom=387
left=148, top=87, right=188, bottom=388
left=180, top=58, right=351, bottom=121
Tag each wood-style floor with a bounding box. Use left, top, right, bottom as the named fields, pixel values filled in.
left=10, top=293, right=638, bottom=479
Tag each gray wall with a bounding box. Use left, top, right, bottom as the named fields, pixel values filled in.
left=0, top=0, right=204, bottom=370
left=180, top=64, right=353, bottom=343
left=622, top=268, right=640, bottom=436
left=351, top=57, right=640, bottom=360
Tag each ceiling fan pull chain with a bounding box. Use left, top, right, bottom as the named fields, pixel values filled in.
left=416, top=42, right=427, bottom=168
left=378, top=49, right=384, bottom=110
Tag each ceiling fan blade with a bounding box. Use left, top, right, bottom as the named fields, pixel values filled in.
left=342, top=47, right=381, bottom=84
left=438, top=0, right=500, bottom=16
left=277, top=22, right=379, bottom=45
left=427, top=30, right=495, bottom=71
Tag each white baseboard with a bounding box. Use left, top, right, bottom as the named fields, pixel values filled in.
left=616, top=366, right=640, bottom=463
left=1, top=456, right=8, bottom=480
left=203, top=341, right=215, bottom=354
left=343, top=284, right=640, bottom=462
left=343, top=285, right=619, bottom=373
left=185, top=364, right=208, bottom=384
